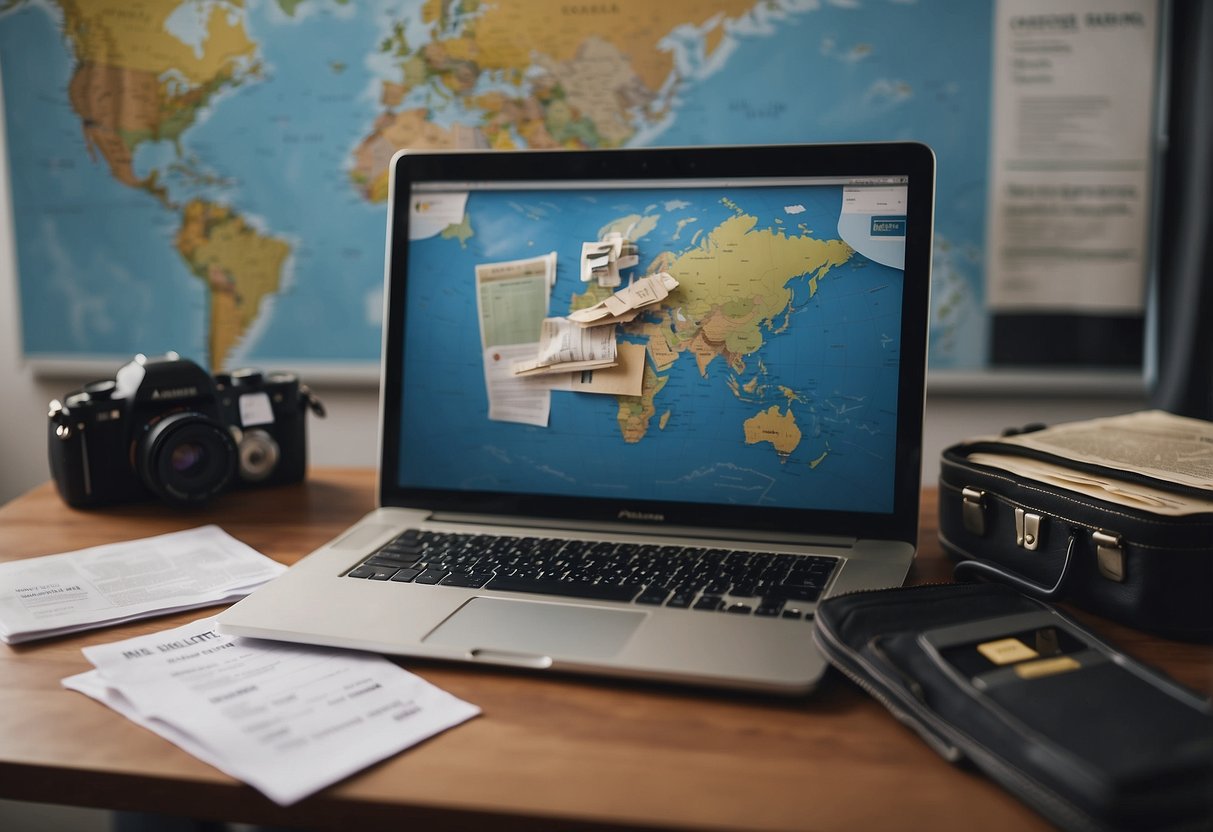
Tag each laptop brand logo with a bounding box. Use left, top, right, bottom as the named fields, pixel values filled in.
left=618, top=509, right=665, bottom=522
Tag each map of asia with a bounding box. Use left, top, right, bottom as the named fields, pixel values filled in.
left=0, top=0, right=991, bottom=375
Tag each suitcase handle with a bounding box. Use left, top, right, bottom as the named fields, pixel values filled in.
left=953, top=532, right=1079, bottom=599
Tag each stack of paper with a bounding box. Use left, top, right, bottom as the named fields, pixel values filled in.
left=63, top=617, right=479, bottom=805
left=512, top=317, right=618, bottom=377
left=0, top=526, right=286, bottom=644
left=567, top=272, right=679, bottom=327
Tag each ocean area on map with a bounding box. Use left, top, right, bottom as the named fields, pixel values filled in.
left=2, top=5, right=210, bottom=360
left=2, top=0, right=992, bottom=375
left=398, top=185, right=903, bottom=512
left=126, top=2, right=389, bottom=367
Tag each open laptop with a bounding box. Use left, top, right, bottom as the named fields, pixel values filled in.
left=219, top=142, right=935, bottom=695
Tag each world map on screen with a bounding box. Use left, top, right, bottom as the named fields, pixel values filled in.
left=0, top=0, right=989, bottom=375
left=399, top=184, right=904, bottom=512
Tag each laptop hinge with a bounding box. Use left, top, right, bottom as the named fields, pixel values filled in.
left=424, top=512, right=857, bottom=549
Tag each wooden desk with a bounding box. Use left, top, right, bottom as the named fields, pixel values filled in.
left=1, top=470, right=1209, bottom=831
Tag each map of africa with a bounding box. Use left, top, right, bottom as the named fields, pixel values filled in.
left=0, top=0, right=990, bottom=375
left=399, top=184, right=903, bottom=512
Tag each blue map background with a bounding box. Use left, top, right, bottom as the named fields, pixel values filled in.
left=400, top=185, right=904, bottom=513
left=0, top=0, right=989, bottom=377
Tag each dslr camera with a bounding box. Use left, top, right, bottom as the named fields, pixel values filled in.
left=48, top=353, right=324, bottom=508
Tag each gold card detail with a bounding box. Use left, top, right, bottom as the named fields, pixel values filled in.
left=977, top=638, right=1039, bottom=665
left=1014, top=656, right=1081, bottom=680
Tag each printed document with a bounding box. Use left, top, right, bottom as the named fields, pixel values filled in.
left=512, top=317, right=618, bottom=377
left=986, top=0, right=1160, bottom=313
left=997, top=410, right=1213, bottom=491
left=475, top=252, right=557, bottom=425
left=0, top=526, right=285, bottom=644
left=63, top=616, right=479, bottom=806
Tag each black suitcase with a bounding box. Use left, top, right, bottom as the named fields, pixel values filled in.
left=938, top=428, right=1213, bottom=642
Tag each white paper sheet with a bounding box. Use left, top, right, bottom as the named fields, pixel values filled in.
left=475, top=252, right=558, bottom=425
left=0, top=526, right=285, bottom=644
left=64, top=617, right=479, bottom=806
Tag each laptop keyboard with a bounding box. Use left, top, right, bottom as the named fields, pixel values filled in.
left=344, top=529, right=838, bottom=619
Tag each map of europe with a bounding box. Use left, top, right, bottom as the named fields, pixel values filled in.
left=399, top=185, right=903, bottom=511
left=0, top=0, right=991, bottom=375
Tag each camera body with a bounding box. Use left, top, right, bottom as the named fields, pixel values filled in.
left=48, top=353, right=322, bottom=508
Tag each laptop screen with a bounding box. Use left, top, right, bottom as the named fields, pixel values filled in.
left=381, top=144, right=933, bottom=544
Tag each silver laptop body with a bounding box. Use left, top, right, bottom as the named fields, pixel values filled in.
left=220, top=142, right=935, bottom=695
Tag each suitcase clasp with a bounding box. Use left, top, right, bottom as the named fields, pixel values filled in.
left=1093, top=530, right=1126, bottom=582
left=1015, top=508, right=1042, bottom=550
left=962, top=487, right=986, bottom=535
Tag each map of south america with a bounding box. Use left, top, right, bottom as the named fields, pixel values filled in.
left=51, top=0, right=282, bottom=369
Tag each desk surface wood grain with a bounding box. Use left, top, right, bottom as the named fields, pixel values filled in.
left=1, top=470, right=1209, bottom=831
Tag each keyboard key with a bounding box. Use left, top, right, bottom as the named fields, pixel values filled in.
left=726, top=603, right=752, bottom=615
left=666, top=591, right=694, bottom=609
left=769, top=583, right=824, bottom=602
left=368, top=555, right=420, bottom=568
left=636, top=586, right=671, bottom=605
left=389, top=567, right=422, bottom=582
left=414, top=569, right=448, bottom=585
left=367, top=567, right=397, bottom=581
left=782, top=609, right=803, bottom=619
left=441, top=572, right=493, bottom=588
left=693, top=595, right=725, bottom=611
left=486, top=575, right=641, bottom=602
left=347, top=565, right=376, bottom=579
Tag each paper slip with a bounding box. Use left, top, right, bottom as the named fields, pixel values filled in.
left=512, top=317, right=618, bottom=377
left=567, top=272, right=678, bottom=327
left=0, top=526, right=285, bottom=644
left=475, top=252, right=557, bottom=425
left=483, top=344, right=553, bottom=426
left=580, top=232, right=638, bottom=287
left=63, top=617, right=479, bottom=806
left=568, top=341, right=647, bottom=397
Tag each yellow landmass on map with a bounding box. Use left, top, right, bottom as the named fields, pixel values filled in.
left=578, top=203, right=853, bottom=448
left=57, top=1, right=257, bottom=195
left=666, top=211, right=854, bottom=376
left=743, top=405, right=801, bottom=460
left=617, top=363, right=669, bottom=444
left=175, top=200, right=290, bottom=371
left=350, top=0, right=760, bottom=199
left=350, top=109, right=486, bottom=201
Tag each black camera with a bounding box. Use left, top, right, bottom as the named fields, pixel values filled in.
left=48, top=353, right=324, bottom=508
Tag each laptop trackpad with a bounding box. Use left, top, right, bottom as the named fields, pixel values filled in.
left=423, top=597, right=644, bottom=660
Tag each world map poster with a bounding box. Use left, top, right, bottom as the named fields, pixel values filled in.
left=0, top=0, right=992, bottom=376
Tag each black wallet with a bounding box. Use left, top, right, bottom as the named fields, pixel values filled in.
left=812, top=583, right=1213, bottom=832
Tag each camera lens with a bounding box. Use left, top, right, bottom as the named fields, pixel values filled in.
left=169, top=442, right=207, bottom=475
left=137, top=412, right=237, bottom=504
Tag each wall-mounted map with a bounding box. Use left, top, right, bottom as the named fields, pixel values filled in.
left=1, top=0, right=996, bottom=377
